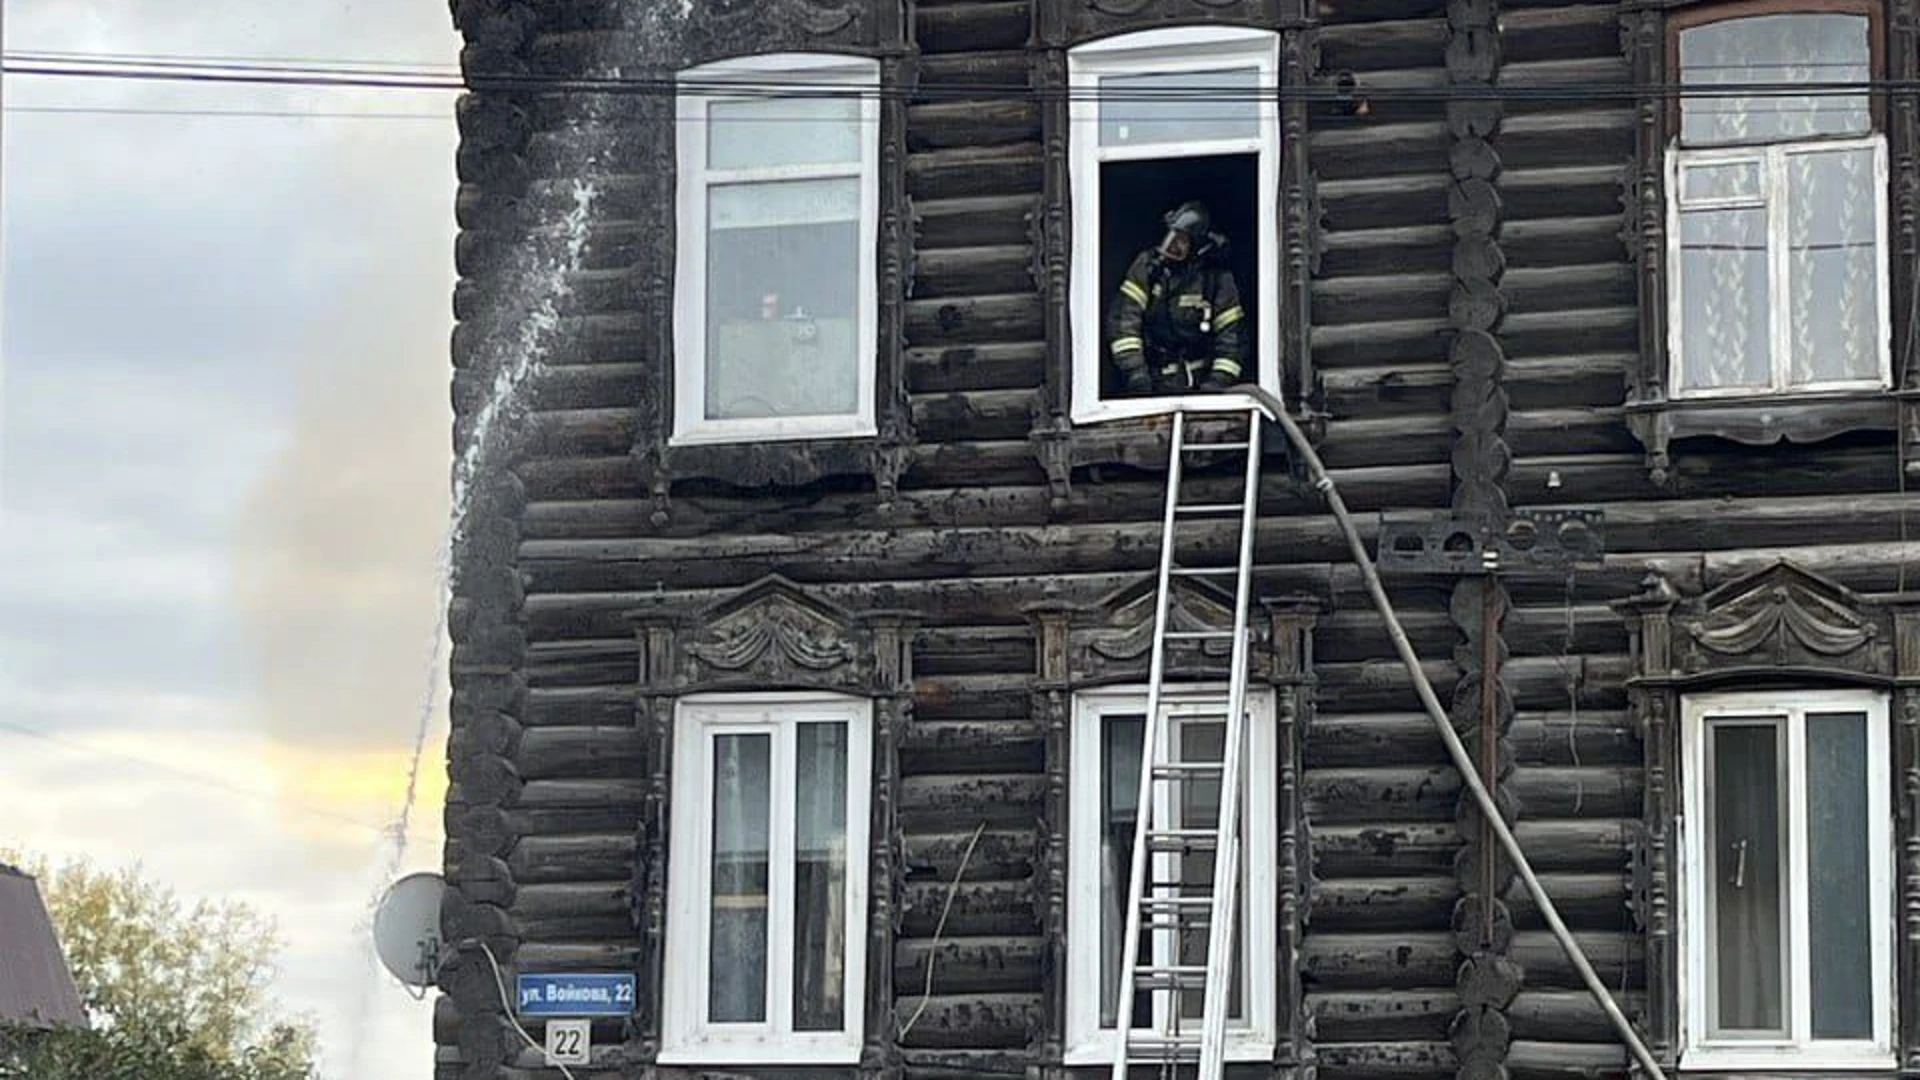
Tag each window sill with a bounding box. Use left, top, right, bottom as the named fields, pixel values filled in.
left=657, top=1037, right=863, bottom=1067
left=644, top=431, right=884, bottom=491
left=1063, top=1035, right=1275, bottom=1068
left=1624, top=389, right=1899, bottom=484
left=1679, top=1048, right=1899, bottom=1074
left=670, top=419, right=878, bottom=448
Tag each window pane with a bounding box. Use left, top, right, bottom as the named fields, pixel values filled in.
left=792, top=722, right=850, bottom=1031
left=1680, top=14, right=1871, bottom=146
left=1099, top=715, right=1149, bottom=1029
left=1710, top=722, right=1784, bottom=1035
left=1788, top=147, right=1881, bottom=384
left=1680, top=206, right=1771, bottom=391
left=1681, top=159, right=1762, bottom=202
left=710, top=733, right=771, bottom=1023
left=1100, top=68, right=1260, bottom=147
left=1807, top=711, right=1873, bottom=1040
left=706, top=179, right=861, bottom=421
left=1174, top=720, right=1243, bottom=1022
left=709, top=96, right=861, bottom=170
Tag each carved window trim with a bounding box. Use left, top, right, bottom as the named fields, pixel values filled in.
left=1614, top=563, right=1920, bottom=1073
left=671, top=53, right=883, bottom=446
left=628, top=576, right=915, bottom=1076
left=629, top=0, right=915, bottom=508
left=1028, top=584, right=1317, bottom=1072
left=1621, top=0, right=1919, bottom=484
left=1029, top=0, right=1318, bottom=493
left=1064, top=26, right=1285, bottom=426
left=1061, top=684, right=1280, bottom=1065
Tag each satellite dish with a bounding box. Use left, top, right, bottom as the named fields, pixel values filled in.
left=373, top=872, right=446, bottom=988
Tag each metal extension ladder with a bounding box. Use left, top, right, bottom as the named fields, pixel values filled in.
left=1111, top=398, right=1272, bottom=1080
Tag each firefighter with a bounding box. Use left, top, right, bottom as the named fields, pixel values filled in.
left=1107, top=200, right=1249, bottom=396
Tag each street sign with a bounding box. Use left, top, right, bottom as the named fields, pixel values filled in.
left=544, top=1019, right=591, bottom=1066
left=516, top=972, right=636, bottom=1017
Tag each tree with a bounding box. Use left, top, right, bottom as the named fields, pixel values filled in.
left=0, top=852, right=318, bottom=1080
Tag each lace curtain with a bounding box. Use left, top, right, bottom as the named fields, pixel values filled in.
left=1676, top=13, right=1878, bottom=390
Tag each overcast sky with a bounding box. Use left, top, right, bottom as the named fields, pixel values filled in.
left=1, top=2, right=463, bottom=1076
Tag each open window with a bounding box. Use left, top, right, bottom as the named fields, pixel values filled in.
left=1679, top=689, right=1894, bottom=1069
left=661, top=693, right=872, bottom=1064
left=673, top=54, right=880, bottom=445
left=1068, top=28, right=1281, bottom=425
left=1064, top=686, right=1277, bottom=1064
left=1667, top=3, right=1891, bottom=399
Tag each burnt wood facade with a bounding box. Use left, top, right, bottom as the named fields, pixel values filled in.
left=440, top=0, right=1920, bottom=1078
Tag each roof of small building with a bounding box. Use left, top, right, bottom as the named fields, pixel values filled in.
left=0, top=863, right=87, bottom=1028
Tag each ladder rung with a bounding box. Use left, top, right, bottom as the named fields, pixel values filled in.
left=1135, top=966, right=1210, bottom=991
left=1141, top=896, right=1214, bottom=912
left=1127, top=1036, right=1204, bottom=1061
left=1169, top=565, right=1239, bottom=577
left=1152, top=763, right=1224, bottom=780
left=1163, top=629, right=1238, bottom=641
left=1146, top=830, right=1220, bottom=853
left=1182, top=440, right=1250, bottom=452
left=1173, top=503, right=1246, bottom=516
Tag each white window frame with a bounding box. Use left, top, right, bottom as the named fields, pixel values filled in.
left=672, top=53, right=880, bottom=445
left=661, top=692, right=873, bottom=1064
left=1678, top=688, right=1895, bottom=1071
left=1666, top=132, right=1892, bottom=399
left=1064, top=685, right=1278, bottom=1065
left=1067, top=27, right=1283, bottom=425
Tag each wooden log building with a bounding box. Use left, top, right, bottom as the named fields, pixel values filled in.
left=439, top=1, right=1920, bottom=1078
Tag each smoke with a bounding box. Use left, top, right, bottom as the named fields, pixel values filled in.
left=230, top=124, right=456, bottom=784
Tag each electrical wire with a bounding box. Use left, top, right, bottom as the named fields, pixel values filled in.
left=477, top=940, right=579, bottom=1080
left=4, top=105, right=451, bottom=120
left=1237, top=386, right=1670, bottom=1080
left=7, top=52, right=1920, bottom=106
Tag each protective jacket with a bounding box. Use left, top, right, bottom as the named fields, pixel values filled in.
left=1107, top=241, right=1248, bottom=394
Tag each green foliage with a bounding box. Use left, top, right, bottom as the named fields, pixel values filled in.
left=0, top=1019, right=314, bottom=1080
left=0, top=852, right=319, bottom=1079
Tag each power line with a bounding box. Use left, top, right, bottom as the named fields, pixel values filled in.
left=0, top=718, right=393, bottom=836
left=6, top=54, right=1920, bottom=105
left=4, top=104, right=451, bottom=120
left=8, top=47, right=458, bottom=72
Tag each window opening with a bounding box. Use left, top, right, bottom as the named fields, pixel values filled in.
left=1667, top=7, right=1890, bottom=397
left=1068, top=28, right=1281, bottom=425
left=1680, top=690, right=1893, bottom=1070
left=1065, top=687, right=1277, bottom=1064
left=663, top=694, right=871, bottom=1064
left=674, top=56, right=880, bottom=445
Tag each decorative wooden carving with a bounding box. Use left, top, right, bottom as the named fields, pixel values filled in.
left=627, top=2, right=914, bottom=512
left=1899, top=681, right=1920, bottom=1071
left=1669, top=563, right=1896, bottom=679
left=1068, top=576, right=1276, bottom=684
left=625, top=576, right=915, bottom=1076
left=1034, top=0, right=1294, bottom=47
left=1444, top=0, right=1519, bottom=1074
left=1616, top=562, right=1920, bottom=1066
left=1619, top=0, right=1916, bottom=484
left=1025, top=599, right=1076, bottom=1072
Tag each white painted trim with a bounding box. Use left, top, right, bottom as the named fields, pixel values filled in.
left=661, top=692, right=872, bottom=1065
left=1668, top=133, right=1892, bottom=399
left=672, top=55, right=880, bottom=445
left=1677, top=689, right=1895, bottom=1071
left=1063, top=686, right=1278, bottom=1066
left=1067, top=29, right=1282, bottom=426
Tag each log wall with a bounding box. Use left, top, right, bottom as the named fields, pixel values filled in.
left=439, top=0, right=1918, bottom=1078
